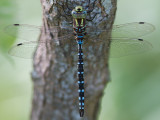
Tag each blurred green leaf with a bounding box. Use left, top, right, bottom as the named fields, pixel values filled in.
left=0, top=0, right=17, bottom=52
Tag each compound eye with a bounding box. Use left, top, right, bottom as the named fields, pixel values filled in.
left=72, top=11, right=75, bottom=15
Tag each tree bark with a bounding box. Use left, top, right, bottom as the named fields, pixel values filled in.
left=31, top=0, right=117, bottom=120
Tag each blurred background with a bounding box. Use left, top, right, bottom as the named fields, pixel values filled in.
left=0, top=0, right=159, bottom=120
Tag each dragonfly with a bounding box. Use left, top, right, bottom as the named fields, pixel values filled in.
left=4, top=6, right=154, bottom=117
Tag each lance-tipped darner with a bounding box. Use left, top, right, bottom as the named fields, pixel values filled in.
left=3, top=5, right=155, bottom=117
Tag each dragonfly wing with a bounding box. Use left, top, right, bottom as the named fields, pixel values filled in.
left=9, top=38, right=78, bottom=59
left=112, top=22, right=155, bottom=39
left=4, top=24, right=41, bottom=42
left=83, top=37, right=152, bottom=58
left=86, top=22, right=155, bottom=39
left=8, top=41, right=41, bottom=59
left=109, top=39, right=153, bottom=58
left=4, top=24, right=73, bottom=42
left=84, top=22, right=154, bottom=57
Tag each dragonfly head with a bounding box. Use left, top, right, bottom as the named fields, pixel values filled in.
left=72, top=6, right=87, bottom=19
left=75, top=6, right=83, bottom=12
left=72, top=6, right=87, bottom=27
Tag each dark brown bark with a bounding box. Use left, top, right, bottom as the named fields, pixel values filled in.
left=31, top=0, right=117, bottom=120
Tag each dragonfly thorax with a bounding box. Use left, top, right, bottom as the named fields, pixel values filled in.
left=72, top=6, right=87, bottom=28
left=72, top=6, right=87, bottom=19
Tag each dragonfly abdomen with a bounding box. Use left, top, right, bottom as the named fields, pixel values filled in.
left=77, top=39, right=85, bottom=117
left=73, top=25, right=86, bottom=117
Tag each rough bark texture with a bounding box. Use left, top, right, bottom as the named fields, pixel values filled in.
left=31, top=0, right=117, bottom=120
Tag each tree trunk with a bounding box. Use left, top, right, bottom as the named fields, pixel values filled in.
left=31, top=0, right=117, bottom=120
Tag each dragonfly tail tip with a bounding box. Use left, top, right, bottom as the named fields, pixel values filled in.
left=79, top=110, right=84, bottom=117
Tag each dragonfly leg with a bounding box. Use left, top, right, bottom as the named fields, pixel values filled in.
left=86, top=0, right=97, bottom=13
left=62, top=3, right=72, bottom=16
left=65, top=0, right=73, bottom=12
left=86, top=12, right=98, bottom=21
left=85, top=0, right=91, bottom=10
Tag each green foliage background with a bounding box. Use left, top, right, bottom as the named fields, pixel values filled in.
left=0, top=0, right=159, bottom=120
